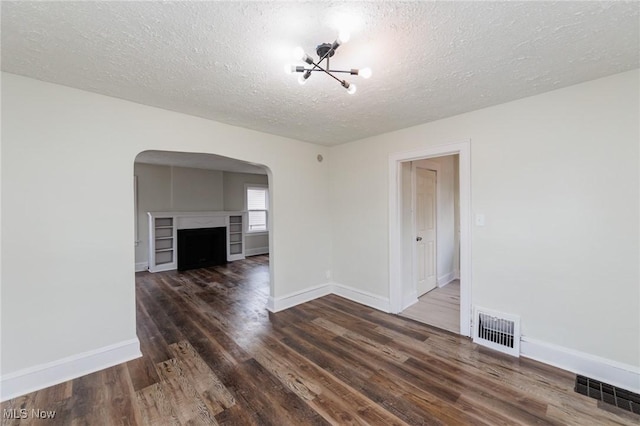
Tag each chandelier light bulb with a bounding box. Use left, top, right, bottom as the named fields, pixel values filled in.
left=298, top=74, right=308, bottom=85
left=284, top=64, right=294, bottom=75
left=359, top=67, right=372, bottom=79
left=347, top=83, right=357, bottom=95
left=337, top=30, right=351, bottom=44
left=293, top=46, right=305, bottom=61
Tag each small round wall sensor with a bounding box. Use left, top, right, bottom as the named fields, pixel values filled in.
left=317, top=154, right=323, bottom=162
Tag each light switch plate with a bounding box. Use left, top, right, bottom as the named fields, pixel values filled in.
left=475, top=214, right=485, bottom=226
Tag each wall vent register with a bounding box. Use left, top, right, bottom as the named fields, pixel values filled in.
left=472, top=307, right=521, bottom=357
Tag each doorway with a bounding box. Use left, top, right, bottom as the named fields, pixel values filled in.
left=388, top=141, right=471, bottom=336
left=401, top=155, right=459, bottom=333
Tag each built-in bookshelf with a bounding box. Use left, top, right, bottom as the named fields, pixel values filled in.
left=147, top=216, right=176, bottom=272
left=228, top=215, right=243, bottom=257
left=153, top=217, right=175, bottom=267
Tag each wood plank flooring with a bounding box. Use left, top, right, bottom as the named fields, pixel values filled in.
left=400, top=280, right=460, bottom=333
left=2, top=255, right=638, bottom=425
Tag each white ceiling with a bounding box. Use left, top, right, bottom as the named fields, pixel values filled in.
left=136, top=150, right=268, bottom=175
left=2, top=1, right=638, bottom=146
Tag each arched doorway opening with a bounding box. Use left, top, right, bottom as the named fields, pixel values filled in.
left=132, top=149, right=274, bottom=308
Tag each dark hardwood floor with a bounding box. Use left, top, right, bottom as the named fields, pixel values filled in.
left=2, top=254, right=638, bottom=425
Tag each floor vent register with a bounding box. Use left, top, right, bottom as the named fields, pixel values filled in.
left=575, top=375, right=640, bottom=414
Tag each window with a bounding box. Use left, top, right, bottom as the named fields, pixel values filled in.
left=246, top=185, right=268, bottom=232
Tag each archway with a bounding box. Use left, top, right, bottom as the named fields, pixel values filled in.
left=133, top=149, right=275, bottom=303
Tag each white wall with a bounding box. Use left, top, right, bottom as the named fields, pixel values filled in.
left=1, top=73, right=331, bottom=380
left=222, top=171, right=268, bottom=211
left=330, top=70, right=640, bottom=368
left=171, top=167, right=224, bottom=211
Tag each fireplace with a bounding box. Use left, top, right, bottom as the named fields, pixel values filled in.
left=177, top=227, right=227, bottom=271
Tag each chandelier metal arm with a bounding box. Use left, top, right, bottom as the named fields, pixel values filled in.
left=304, top=46, right=335, bottom=76
left=298, top=68, right=357, bottom=75
left=306, top=58, right=345, bottom=85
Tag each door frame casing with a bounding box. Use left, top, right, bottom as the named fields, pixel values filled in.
left=388, top=140, right=471, bottom=336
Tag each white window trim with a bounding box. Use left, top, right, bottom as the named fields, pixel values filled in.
left=245, top=184, right=269, bottom=234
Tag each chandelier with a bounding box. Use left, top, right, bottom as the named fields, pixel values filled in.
left=284, top=31, right=372, bottom=94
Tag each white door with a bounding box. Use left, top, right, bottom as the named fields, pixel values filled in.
left=416, top=167, right=437, bottom=296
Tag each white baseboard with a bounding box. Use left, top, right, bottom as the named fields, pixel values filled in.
left=267, top=282, right=391, bottom=314
left=437, top=271, right=456, bottom=287
left=520, top=336, right=640, bottom=394
left=0, top=338, right=141, bottom=402
left=135, top=262, right=148, bottom=272
left=454, top=270, right=460, bottom=280
left=245, top=247, right=269, bottom=256
left=331, top=282, right=391, bottom=313
left=267, top=283, right=332, bottom=312
left=402, top=289, right=418, bottom=311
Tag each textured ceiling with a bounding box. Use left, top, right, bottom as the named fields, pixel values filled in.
left=2, top=1, right=638, bottom=146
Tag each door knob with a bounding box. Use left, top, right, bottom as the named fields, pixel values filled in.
left=416, top=236, right=422, bottom=241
